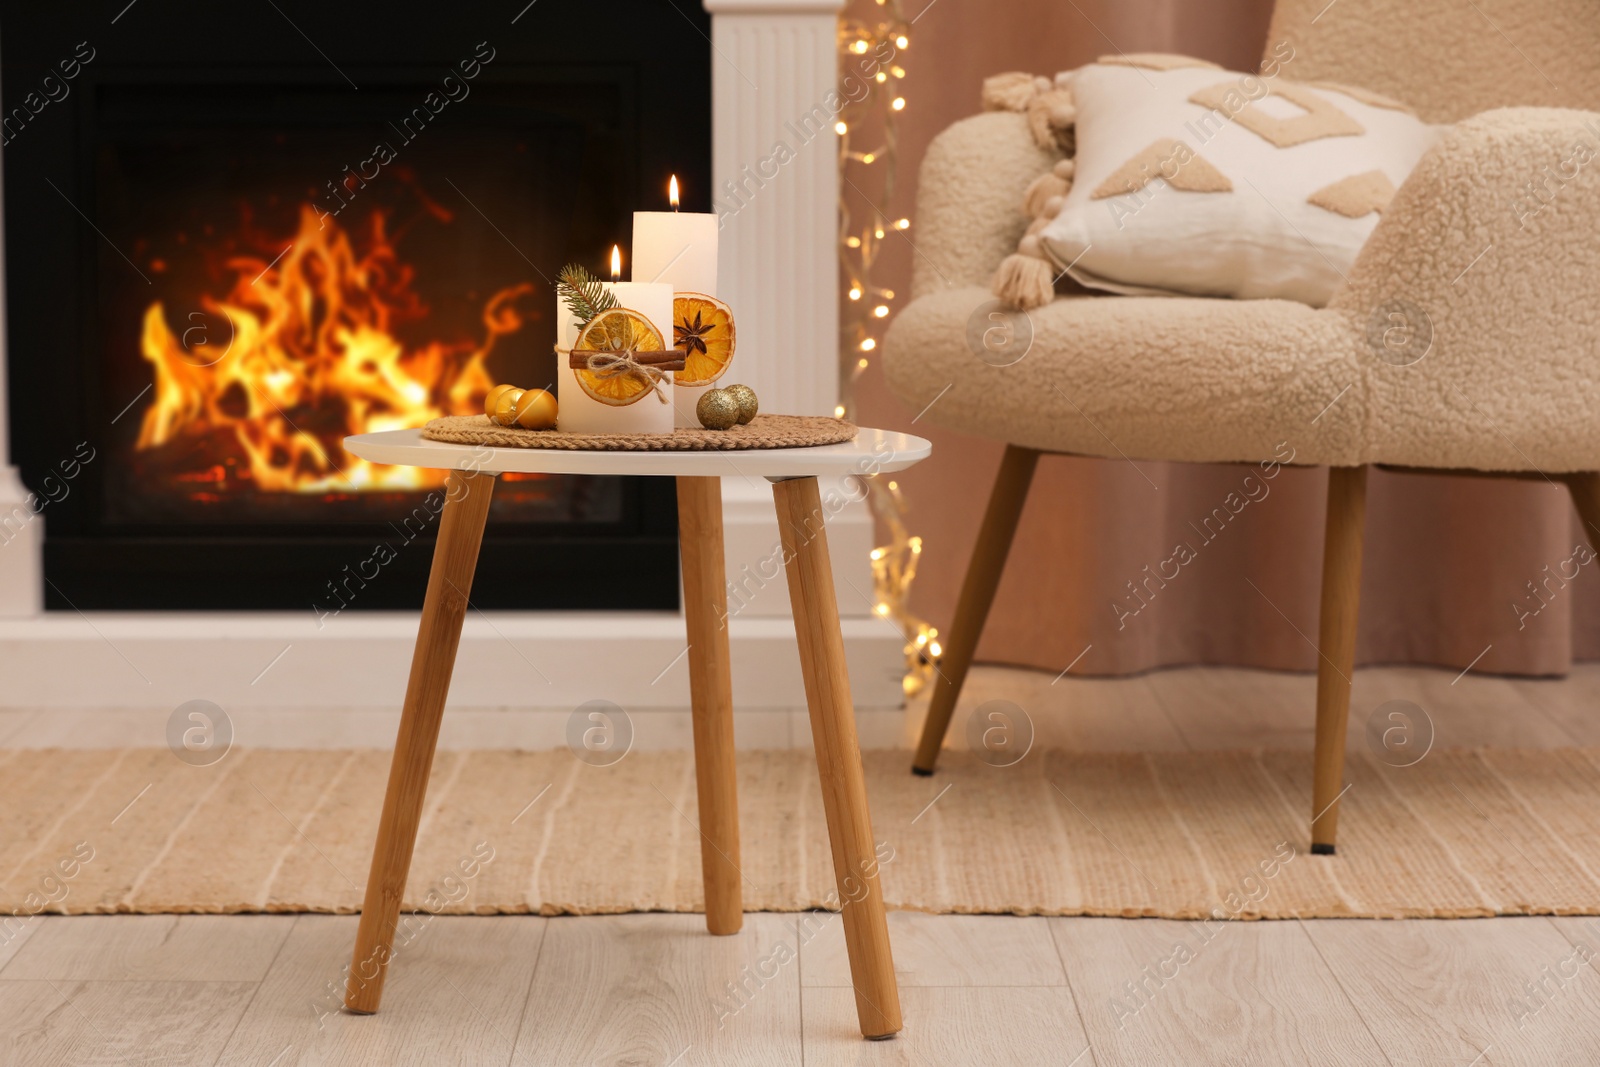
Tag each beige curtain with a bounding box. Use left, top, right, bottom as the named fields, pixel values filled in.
left=850, top=0, right=1600, bottom=677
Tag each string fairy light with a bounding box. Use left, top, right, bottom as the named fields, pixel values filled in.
left=836, top=1, right=937, bottom=695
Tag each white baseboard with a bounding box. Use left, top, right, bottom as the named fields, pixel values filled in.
left=0, top=609, right=906, bottom=711
left=0, top=704, right=918, bottom=751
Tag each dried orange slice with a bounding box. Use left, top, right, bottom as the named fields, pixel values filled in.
left=672, top=292, right=736, bottom=386
left=572, top=308, right=666, bottom=406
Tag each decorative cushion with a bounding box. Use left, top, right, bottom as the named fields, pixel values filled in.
left=1035, top=56, right=1439, bottom=306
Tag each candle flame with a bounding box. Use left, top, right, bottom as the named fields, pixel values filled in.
left=669, top=175, right=680, bottom=211
left=610, top=244, right=622, bottom=281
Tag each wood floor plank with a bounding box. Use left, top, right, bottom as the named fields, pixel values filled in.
left=1304, top=916, right=1600, bottom=1066
left=1052, top=917, right=1386, bottom=1065
left=1146, top=667, right=1315, bottom=751
left=515, top=913, right=801, bottom=1067
left=801, top=912, right=1065, bottom=988
left=906, top=666, right=1188, bottom=756
left=1351, top=666, right=1573, bottom=750
left=1513, top=664, right=1600, bottom=745
left=1, top=914, right=294, bottom=981
left=219, top=914, right=542, bottom=1067
left=0, top=979, right=256, bottom=1066
left=802, top=986, right=1089, bottom=1067
left=0, top=913, right=45, bottom=974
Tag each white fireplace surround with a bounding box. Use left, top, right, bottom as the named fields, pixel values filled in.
left=0, top=0, right=907, bottom=713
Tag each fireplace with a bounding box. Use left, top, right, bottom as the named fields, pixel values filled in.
left=2, top=2, right=710, bottom=611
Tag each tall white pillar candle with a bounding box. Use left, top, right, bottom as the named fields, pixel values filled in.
left=556, top=280, right=676, bottom=434
left=633, top=198, right=722, bottom=428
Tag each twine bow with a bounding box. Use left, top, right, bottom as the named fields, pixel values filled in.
left=556, top=344, right=686, bottom=404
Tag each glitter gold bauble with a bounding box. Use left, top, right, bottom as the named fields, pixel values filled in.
left=696, top=388, right=741, bottom=430
left=485, top=383, right=520, bottom=420
left=512, top=388, right=558, bottom=430
left=723, top=383, right=758, bottom=424
left=490, top=387, right=525, bottom=426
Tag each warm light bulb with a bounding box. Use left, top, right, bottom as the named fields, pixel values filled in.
left=881, top=288, right=895, bottom=299
left=857, top=357, right=869, bottom=369
left=848, top=287, right=862, bottom=300
left=874, top=227, right=885, bottom=239
left=928, top=641, right=943, bottom=657
left=895, top=34, right=908, bottom=48
left=894, top=218, right=911, bottom=230
left=891, top=66, right=906, bottom=78
left=875, top=72, right=887, bottom=83
left=834, top=404, right=847, bottom=418
left=610, top=244, right=622, bottom=281
left=669, top=174, right=680, bottom=210
left=861, top=152, right=876, bottom=164
left=888, top=481, right=899, bottom=491
left=846, top=236, right=862, bottom=248
left=873, top=305, right=889, bottom=318
left=852, top=39, right=869, bottom=54
left=834, top=121, right=847, bottom=136
left=891, top=97, right=905, bottom=111
left=860, top=338, right=876, bottom=351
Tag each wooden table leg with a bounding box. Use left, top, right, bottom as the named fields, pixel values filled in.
left=676, top=475, right=743, bottom=935
left=346, top=468, right=496, bottom=1014
left=772, top=476, right=902, bottom=1039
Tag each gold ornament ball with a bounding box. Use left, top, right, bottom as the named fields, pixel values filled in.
left=696, top=388, right=741, bottom=430
left=484, top=383, right=520, bottom=419
left=512, top=388, right=558, bottom=430
left=724, top=383, right=758, bottom=424
left=490, top=387, right=525, bottom=426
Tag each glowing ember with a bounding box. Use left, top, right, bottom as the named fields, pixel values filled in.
left=136, top=205, right=532, bottom=492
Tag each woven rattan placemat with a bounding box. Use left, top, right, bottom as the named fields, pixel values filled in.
left=421, top=413, right=857, bottom=451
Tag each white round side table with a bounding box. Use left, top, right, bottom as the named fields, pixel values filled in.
left=339, top=426, right=931, bottom=1040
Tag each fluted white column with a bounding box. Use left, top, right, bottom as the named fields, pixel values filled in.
left=705, top=0, right=843, bottom=416
left=701, top=0, right=883, bottom=631
left=0, top=29, right=44, bottom=616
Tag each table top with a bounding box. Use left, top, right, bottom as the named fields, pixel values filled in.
left=343, top=427, right=932, bottom=478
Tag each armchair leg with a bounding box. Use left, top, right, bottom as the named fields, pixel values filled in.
left=1311, top=465, right=1367, bottom=855
left=912, top=445, right=1041, bottom=775
left=1561, top=472, right=1600, bottom=553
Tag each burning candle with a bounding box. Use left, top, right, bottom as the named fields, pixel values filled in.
left=556, top=244, right=675, bottom=434
left=633, top=175, right=721, bottom=428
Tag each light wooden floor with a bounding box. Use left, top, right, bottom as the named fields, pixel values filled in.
left=4, top=663, right=1600, bottom=1066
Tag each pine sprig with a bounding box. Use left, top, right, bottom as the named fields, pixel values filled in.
left=557, top=263, right=618, bottom=327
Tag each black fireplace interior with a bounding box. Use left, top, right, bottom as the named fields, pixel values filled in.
left=2, top=0, right=711, bottom=611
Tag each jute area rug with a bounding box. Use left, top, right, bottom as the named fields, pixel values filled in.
left=6, top=747, right=1600, bottom=920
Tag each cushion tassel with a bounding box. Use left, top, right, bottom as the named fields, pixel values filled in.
left=991, top=252, right=1056, bottom=310
left=1022, top=171, right=1073, bottom=217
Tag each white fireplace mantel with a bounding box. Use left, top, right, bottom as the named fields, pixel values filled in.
left=0, top=4, right=903, bottom=713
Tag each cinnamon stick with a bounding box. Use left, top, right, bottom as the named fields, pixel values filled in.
left=568, top=348, right=688, bottom=372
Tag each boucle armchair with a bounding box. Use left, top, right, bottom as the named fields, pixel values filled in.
left=884, top=0, right=1600, bottom=854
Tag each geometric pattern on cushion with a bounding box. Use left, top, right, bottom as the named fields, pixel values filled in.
left=1089, top=138, right=1234, bottom=199
left=1188, top=80, right=1364, bottom=147
left=1306, top=169, right=1396, bottom=217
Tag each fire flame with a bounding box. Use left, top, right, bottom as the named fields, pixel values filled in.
left=136, top=205, right=532, bottom=492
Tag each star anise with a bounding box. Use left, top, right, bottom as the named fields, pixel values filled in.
left=675, top=309, right=714, bottom=358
